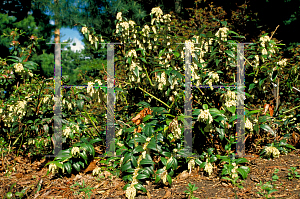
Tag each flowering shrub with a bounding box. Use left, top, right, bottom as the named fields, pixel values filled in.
left=57, top=6, right=299, bottom=197
left=0, top=4, right=299, bottom=199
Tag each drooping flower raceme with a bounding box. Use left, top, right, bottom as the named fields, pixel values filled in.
left=169, top=118, right=181, bottom=140
left=117, top=12, right=122, bottom=21
left=48, top=163, right=57, bottom=174
left=222, top=89, right=236, bottom=108
left=197, top=109, right=213, bottom=124
left=277, top=58, right=287, bottom=66
left=188, top=158, right=195, bottom=174
left=71, top=147, right=80, bottom=157
left=14, top=63, right=24, bottom=72
left=231, top=162, right=239, bottom=179
left=215, top=27, right=229, bottom=42
left=204, top=159, right=213, bottom=176
left=245, top=118, right=253, bottom=131
left=92, top=167, right=102, bottom=176
left=264, top=146, right=280, bottom=158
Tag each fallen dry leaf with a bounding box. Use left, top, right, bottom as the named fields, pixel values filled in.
left=83, top=159, right=98, bottom=174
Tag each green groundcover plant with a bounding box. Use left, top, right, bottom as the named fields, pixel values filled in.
left=0, top=5, right=299, bottom=199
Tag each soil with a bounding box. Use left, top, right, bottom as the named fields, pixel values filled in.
left=0, top=147, right=300, bottom=199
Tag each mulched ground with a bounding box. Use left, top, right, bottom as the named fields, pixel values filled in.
left=0, top=147, right=299, bottom=199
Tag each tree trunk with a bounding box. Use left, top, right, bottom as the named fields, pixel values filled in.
left=54, top=0, right=60, bottom=44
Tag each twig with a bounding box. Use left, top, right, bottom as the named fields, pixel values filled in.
left=270, top=25, right=280, bottom=40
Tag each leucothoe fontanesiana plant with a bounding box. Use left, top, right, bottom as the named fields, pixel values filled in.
left=76, top=6, right=296, bottom=198
left=45, top=137, right=102, bottom=176
left=0, top=29, right=61, bottom=157
left=75, top=7, right=227, bottom=196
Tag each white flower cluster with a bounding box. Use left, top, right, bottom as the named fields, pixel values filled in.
left=252, top=55, right=260, bottom=68
left=204, top=159, right=214, bottom=176
left=92, top=167, right=102, bottom=176
left=259, top=35, right=276, bottom=58
left=125, top=137, right=152, bottom=198
left=48, top=163, right=57, bottom=174
left=277, top=58, right=288, bottom=66
left=27, top=137, right=50, bottom=146
left=197, top=109, right=213, bottom=124
left=81, top=26, right=104, bottom=44
left=264, top=146, right=280, bottom=158
left=169, top=118, right=181, bottom=140
left=231, top=162, right=239, bottom=179
left=182, top=40, right=195, bottom=59
left=116, top=12, right=122, bottom=21
left=62, top=98, right=73, bottom=111
left=43, top=95, right=50, bottom=104
left=156, top=72, right=167, bottom=90
left=71, top=147, right=80, bottom=157
left=151, top=7, right=163, bottom=16
left=2, top=100, right=27, bottom=127
left=259, top=35, right=270, bottom=47
left=86, top=79, right=105, bottom=103
left=203, top=71, right=219, bottom=90
left=87, top=81, right=95, bottom=96
left=62, top=123, right=80, bottom=138
left=14, top=63, right=24, bottom=72
left=188, top=158, right=195, bottom=174
left=116, top=128, right=123, bottom=137
left=159, top=157, right=173, bottom=184
left=222, top=89, right=236, bottom=108
left=245, top=118, right=253, bottom=131
left=215, top=27, right=229, bottom=41
left=125, top=184, right=136, bottom=199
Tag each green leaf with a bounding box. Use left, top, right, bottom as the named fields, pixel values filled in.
left=260, top=124, right=275, bottom=136
left=155, top=175, right=161, bottom=183
left=143, top=124, right=154, bottom=137
left=134, top=135, right=146, bottom=144
left=237, top=167, right=249, bottom=179
left=225, top=50, right=235, bottom=58
left=143, top=115, right=152, bottom=122
left=209, top=108, right=223, bottom=117
left=207, top=148, right=214, bottom=156
left=139, top=57, right=147, bottom=63
left=227, top=105, right=236, bottom=114
left=166, top=158, right=173, bottom=170
left=161, top=157, right=167, bottom=165
left=136, top=174, right=149, bottom=180
left=249, top=83, right=256, bottom=91
left=121, top=161, right=132, bottom=172
left=79, top=150, right=88, bottom=165
left=134, top=183, right=147, bottom=193
left=216, top=128, right=225, bottom=140
left=173, top=51, right=180, bottom=58
left=73, top=162, right=81, bottom=172
left=77, top=100, right=84, bottom=111
left=235, top=158, right=248, bottom=164
left=195, top=159, right=202, bottom=166
left=147, top=142, right=157, bottom=151
left=259, top=78, right=266, bottom=87
left=167, top=174, right=172, bottom=185
left=197, top=26, right=206, bottom=35
left=161, top=151, right=171, bottom=158
left=64, top=162, right=72, bottom=174
left=203, top=104, right=208, bottom=110
left=133, top=145, right=144, bottom=154
left=131, top=154, right=137, bottom=167
left=140, top=159, right=154, bottom=166
left=133, top=66, right=139, bottom=78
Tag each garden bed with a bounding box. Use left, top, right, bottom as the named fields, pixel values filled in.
left=1, top=148, right=299, bottom=198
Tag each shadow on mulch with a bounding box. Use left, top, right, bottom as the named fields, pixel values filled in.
left=0, top=149, right=300, bottom=199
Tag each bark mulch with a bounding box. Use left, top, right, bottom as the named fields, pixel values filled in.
left=0, top=149, right=299, bottom=199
